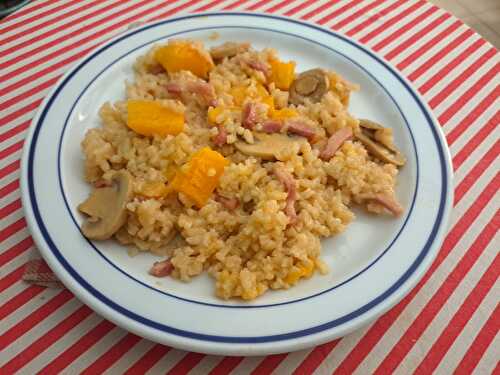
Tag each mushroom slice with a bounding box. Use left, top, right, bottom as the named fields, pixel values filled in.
left=289, top=69, right=329, bottom=106
left=356, top=119, right=406, bottom=166
left=209, top=42, right=250, bottom=60
left=234, top=133, right=300, bottom=160
left=78, top=171, right=133, bottom=240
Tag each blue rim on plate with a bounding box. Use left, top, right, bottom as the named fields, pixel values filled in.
left=24, top=13, right=450, bottom=344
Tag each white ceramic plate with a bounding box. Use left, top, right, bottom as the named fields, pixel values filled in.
left=21, top=13, right=453, bottom=356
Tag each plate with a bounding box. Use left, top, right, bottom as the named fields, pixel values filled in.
left=21, top=13, right=453, bottom=356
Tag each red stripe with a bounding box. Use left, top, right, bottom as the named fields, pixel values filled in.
left=80, top=333, right=142, bottom=374
left=166, top=352, right=205, bottom=375
left=316, top=0, right=363, bottom=25
left=0, top=76, right=59, bottom=113
left=372, top=5, right=439, bottom=51
left=0, top=285, right=44, bottom=321
left=0, top=46, right=92, bottom=95
left=446, top=88, right=499, bottom=146
left=453, top=303, right=500, bottom=375
left=0, top=159, right=21, bottom=181
left=0, top=0, right=81, bottom=33
left=149, top=0, right=203, bottom=21
left=0, top=140, right=23, bottom=160
left=193, top=0, right=228, bottom=12
left=123, top=344, right=171, bottom=374
left=330, top=0, right=385, bottom=30
left=40, top=319, right=116, bottom=374
left=0, top=198, right=22, bottom=220
left=0, top=289, right=73, bottom=351
left=222, top=0, right=250, bottom=11
left=453, top=112, right=499, bottom=171
left=302, top=0, right=338, bottom=21
left=408, top=28, right=476, bottom=82
left=332, top=173, right=499, bottom=374
left=0, top=236, right=32, bottom=267
left=251, top=354, right=288, bottom=375
left=454, top=142, right=499, bottom=205
left=0, top=0, right=114, bottom=53
left=359, top=1, right=425, bottom=44
left=284, top=0, right=316, bottom=16
left=0, top=264, right=25, bottom=293
left=293, top=340, right=341, bottom=374
left=438, top=61, right=499, bottom=125
left=415, top=238, right=500, bottom=374
left=0, top=305, right=93, bottom=374
left=0, top=179, right=19, bottom=199
left=265, top=0, right=296, bottom=14
left=428, top=48, right=496, bottom=109
left=397, top=19, right=462, bottom=71
left=245, top=0, right=271, bottom=11
left=0, top=100, right=41, bottom=127
left=0, top=217, right=26, bottom=243
left=0, top=0, right=151, bottom=70
left=373, top=208, right=499, bottom=374
left=346, top=0, right=406, bottom=37
left=209, top=356, right=244, bottom=375
left=416, top=36, right=484, bottom=93
left=384, top=12, right=450, bottom=61
left=0, top=121, right=30, bottom=143
left=0, top=0, right=176, bottom=84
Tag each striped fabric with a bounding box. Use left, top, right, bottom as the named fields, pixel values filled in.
left=0, top=0, right=498, bottom=373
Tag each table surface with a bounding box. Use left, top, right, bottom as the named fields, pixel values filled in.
left=1, top=0, right=499, bottom=373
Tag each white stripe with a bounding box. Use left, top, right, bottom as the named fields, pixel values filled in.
left=275, top=347, right=313, bottom=373
left=0, top=295, right=80, bottom=367
left=303, top=0, right=352, bottom=24
left=105, top=338, right=157, bottom=374
left=0, top=199, right=23, bottom=230
left=0, top=0, right=119, bottom=54
left=0, top=0, right=68, bottom=32
left=61, top=325, right=128, bottom=374
left=353, top=167, right=498, bottom=373
left=227, top=355, right=267, bottom=374
left=190, top=355, right=226, bottom=375
left=471, top=301, right=500, bottom=375
left=17, top=312, right=104, bottom=374
left=436, top=279, right=499, bottom=374
left=394, top=228, right=499, bottom=374
left=146, top=348, right=189, bottom=374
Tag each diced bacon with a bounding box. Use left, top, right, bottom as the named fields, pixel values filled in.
left=247, top=59, right=270, bottom=77
left=166, top=82, right=182, bottom=95
left=213, top=126, right=228, bottom=146
left=149, top=259, right=173, bottom=277
left=242, top=102, right=258, bottom=129
left=214, top=192, right=239, bottom=210
left=320, top=127, right=353, bottom=160
left=274, top=166, right=298, bottom=224
left=186, top=81, right=216, bottom=103
left=373, top=193, right=404, bottom=216
left=286, top=120, right=316, bottom=141
left=93, top=179, right=111, bottom=188
left=261, top=120, right=283, bottom=133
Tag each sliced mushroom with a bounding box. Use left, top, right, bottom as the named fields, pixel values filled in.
left=209, top=42, right=250, bottom=60
left=355, top=119, right=406, bottom=166
left=289, top=69, right=329, bottom=106
left=78, top=171, right=133, bottom=240
left=234, top=133, right=300, bottom=160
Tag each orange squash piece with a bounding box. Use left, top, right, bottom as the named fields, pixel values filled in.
left=171, top=147, right=229, bottom=207
left=271, top=107, right=298, bottom=121
left=139, top=181, right=169, bottom=198
left=154, top=40, right=214, bottom=79
left=127, top=100, right=184, bottom=137
left=270, top=59, right=296, bottom=90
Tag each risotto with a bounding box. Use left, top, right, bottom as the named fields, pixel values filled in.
left=78, top=39, right=406, bottom=300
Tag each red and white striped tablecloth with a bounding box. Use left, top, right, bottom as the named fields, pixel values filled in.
left=1, top=0, right=498, bottom=373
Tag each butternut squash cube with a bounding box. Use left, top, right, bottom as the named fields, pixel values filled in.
left=127, top=100, right=184, bottom=137
left=270, top=59, right=296, bottom=90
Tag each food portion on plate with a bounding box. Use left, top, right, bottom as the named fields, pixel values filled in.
left=78, top=39, right=406, bottom=300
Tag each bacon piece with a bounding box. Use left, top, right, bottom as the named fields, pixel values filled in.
left=274, top=166, right=298, bottom=224
left=166, top=82, right=182, bottom=95
left=261, top=120, right=283, bottom=133
left=167, top=81, right=216, bottom=105
left=214, top=192, right=239, bottom=210
left=373, top=193, right=404, bottom=216
left=286, top=120, right=316, bottom=141
left=247, top=59, right=270, bottom=77
left=320, top=127, right=353, bottom=160
left=149, top=259, right=173, bottom=277
left=93, top=179, right=111, bottom=188
left=213, top=126, right=228, bottom=146
left=242, top=102, right=258, bottom=129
